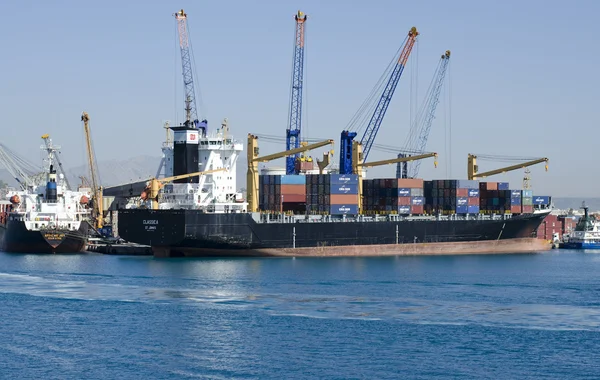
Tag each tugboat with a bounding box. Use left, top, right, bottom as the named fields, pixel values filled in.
left=560, top=202, right=600, bottom=249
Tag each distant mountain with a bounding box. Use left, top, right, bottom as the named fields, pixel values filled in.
left=0, top=155, right=163, bottom=189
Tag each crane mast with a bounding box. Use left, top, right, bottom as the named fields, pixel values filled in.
left=339, top=27, right=419, bottom=174
left=175, top=9, right=205, bottom=133
left=398, top=50, right=451, bottom=178
left=285, top=10, right=308, bottom=175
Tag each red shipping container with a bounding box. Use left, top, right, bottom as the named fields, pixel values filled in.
left=281, top=184, right=306, bottom=195
left=456, top=188, right=468, bottom=197
left=522, top=205, right=533, bottom=213
left=281, top=194, right=305, bottom=203
left=510, top=205, right=522, bottom=214
left=411, top=205, right=424, bottom=215
left=468, top=197, right=479, bottom=205
left=330, top=194, right=358, bottom=204
left=398, top=196, right=411, bottom=206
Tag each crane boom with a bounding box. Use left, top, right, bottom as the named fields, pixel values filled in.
left=82, top=112, right=103, bottom=229
left=400, top=50, right=451, bottom=178
left=286, top=10, right=308, bottom=175
left=467, top=154, right=549, bottom=180
left=339, top=27, right=419, bottom=174
left=175, top=9, right=203, bottom=132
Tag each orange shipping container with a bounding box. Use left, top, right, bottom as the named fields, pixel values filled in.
left=397, top=178, right=424, bottom=188
left=281, top=184, right=306, bottom=195
left=330, top=194, right=358, bottom=204
left=281, top=194, right=305, bottom=203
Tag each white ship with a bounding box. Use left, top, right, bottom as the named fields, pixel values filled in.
left=0, top=137, right=92, bottom=253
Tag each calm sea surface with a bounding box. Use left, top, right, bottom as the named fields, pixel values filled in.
left=0, top=250, right=599, bottom=379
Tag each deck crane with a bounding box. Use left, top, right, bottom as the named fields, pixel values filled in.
left=0, top=144, right=40, bottom=189
left=352, top=140, right=438, bottom=213
left=41, top=134, right=72, bottom=190
left=174, top=9, right=207, bottom=134
left=339, top=26, right=419, bottom=175
left=82, top=111, right=103, bottom=229
left=285, top=10, right=308, bottom=175
left=247, top=134, right=334, bottom=212
left=467, top=154, right=549, bottom=180
left=397, top=50, right=451, bottom=179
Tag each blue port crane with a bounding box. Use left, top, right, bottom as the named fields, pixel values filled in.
left=285, top=10, right=308, bottom=175
left=397, top=50, right=451, bottom=178
left=339, top=27, right=419, bottom=175
left=174, top=9, right=208, bottom=135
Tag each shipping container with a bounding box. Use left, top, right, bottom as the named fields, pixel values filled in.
left=456, top=197, right=468, bottom=206
left=467, top=205, right=480, bottom=214
left=456, top=179, right=479, bottom=189
left=410, top=188, right=424, bottom=197
left=510, top=190, right=522, bottom=198
left=456, top=188, right=468, bottom=197
left=398, top=205, right=411, bottom=214
left=411, top=205, right=424, bottom=214
left=522, top=197, right=533, bottom=206
left=281, top=184, right=306, bottom=195
left=281, top=194, right=305, bottom=203
left=411, top=196, right=425, bottom=206
left=329, top=174, right=359, bottom=184
left=397, top=178, right=424, bottom=188
left=468, top=189, right=480, bottom=197
left=468, top=197, right=479, bottom=206
left=330, top=194, right=358, bottom=204
left=330, top=204, right=359, bottom=215
left=398, top=188, right=411, bottom=197
left=398, top=197, right=411, bottom=206
left=510, top=205, right=522, bottom=214
left=330, top=183, right=359, bottom=195
left=510, top=197, right=522, bottom=205
left=533, top=196, right=550, bottom=205
left=497, top=182, right=509, bottom=190
left=522, top=190, right=533, bottom=197
left=456, top=205, right=468, bottom=214
left=521, top=205, right=533, bottom=213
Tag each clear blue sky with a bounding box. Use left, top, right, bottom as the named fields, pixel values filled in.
left=1, top=0, right=598, bottom=196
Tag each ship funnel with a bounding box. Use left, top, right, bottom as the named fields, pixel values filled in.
left=46, top=164, right=58, bottom=202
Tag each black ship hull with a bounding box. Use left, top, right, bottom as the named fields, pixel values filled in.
left=117, top=209, right=551, bottom=257
left=0, top=220, right=88, bottom=254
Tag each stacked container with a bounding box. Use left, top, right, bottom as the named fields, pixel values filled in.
left=259, top=174, right=306, bottom=213
left=362, top=178, right=424, bottom=215
left=425, top=179, right=480, bottom=215
left=521, top=190, right=533, bottom=214
left=478, top=182, right=512, bottom=214
left=306, top=174, right=359, bottom=215
left=510, top=190, right=522, bottom=214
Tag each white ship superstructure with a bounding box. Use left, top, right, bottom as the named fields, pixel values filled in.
left=153, top=119, right=247, bottom=213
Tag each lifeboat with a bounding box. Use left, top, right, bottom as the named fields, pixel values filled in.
left=10, top=195, right=20, bottom=204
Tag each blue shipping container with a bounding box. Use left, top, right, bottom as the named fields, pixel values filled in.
left=510, top=197, right=522, bottom=205
left=498, top=182, right=509, bottom=190
left=533, top=196, right=550, bottom=205
left=330, top=204, right=359, bottom=215
left=511, top=190, right=522, bottom=198
left=411, top=196, right=425, bottom=205
left=456, top=205, right=468, bottom=214
left=330, top=183, right=359, bottom=194
left=456, top=197, right=468, bottom=206
left=522, top=190, right=533, bottom=197
left=457, top=180, right=479, bottom=189
left=329, top=174, right=359, bottom=185
left=467, top=205, right=480, bottom=214
left=280, top=175, right=306, bottom=185
left=468, top=189, right=480, bottom=197
left=398, top=188, right=411, bottom=197
left=398, top=205, right=411, bottom=214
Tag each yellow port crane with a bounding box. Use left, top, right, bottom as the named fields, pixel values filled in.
left=467, top=154, right=549, bottom=180
left=352, top=141, right=438, bottom=213
left=82, top=111, right=103, bottom=229
left=142, top=168, right=228, bottom=210
left=247, top=134, right=335, bottom=212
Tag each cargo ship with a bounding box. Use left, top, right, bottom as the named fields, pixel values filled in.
left=117, top=126, right=552, bottom=257
left=0, top=143, right=92, bottom=253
